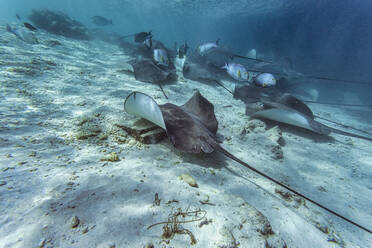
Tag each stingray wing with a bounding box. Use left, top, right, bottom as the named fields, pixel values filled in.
left=131, top=59, right=169, bottom=83
left=252, top=108, right=330, bottom=135
left=234, top=85, right=282, bottom=104
left=181, top=91, right=218, bottom=135
left=160, top=103, right=217, bottom=153
left=276, top=93, right=314, bottom=119
left=124, top=92, right=166, bottom=129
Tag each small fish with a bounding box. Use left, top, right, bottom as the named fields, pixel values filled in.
left=16, top=14, right=21, bottom=21
left=134, top=31, right=152, bottom=43
left=92, top=16, right=113, bottom=26
left=153, top=49, right=169, bottom=66
left=23, top=22, right=37, bottom=31
left=253, top=73, right=276, bottom=87
left=221, top=63, right=249, bottom=81
left=178, top=41, right=189, bottom=59
left=197, top=39, right=219, bottom=56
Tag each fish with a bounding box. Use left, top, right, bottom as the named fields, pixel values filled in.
left=253, top=73, right=277, bottom=87
left=221, top=63, right=249, bottom=81
left=16, top=14, right=21, bottom=21
left=197, top=39, right=220, bottom=55
left=153, top=49, right=169, bottom=66
left=92, top=16, right=113, bottom=26
left=23, top=22, right=37, bottom=31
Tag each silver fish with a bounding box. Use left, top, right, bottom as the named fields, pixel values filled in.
left=153, top=49, right=169, bottom=66
left=221, top=63, right=249, bottom=81
left=253, top=73, right=276, bottom=87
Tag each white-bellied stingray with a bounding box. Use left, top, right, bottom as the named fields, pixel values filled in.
left=234, top=85, right=372, bottom=141
left=124, top=90, right=371, bottom=233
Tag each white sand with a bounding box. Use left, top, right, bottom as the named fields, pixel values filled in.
left=1, top=25, right=371, bottom=248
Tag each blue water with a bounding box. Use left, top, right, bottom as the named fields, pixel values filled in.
left=1, top=1, right=372, bottom=246
left=2, top=0, right=371, bottom=102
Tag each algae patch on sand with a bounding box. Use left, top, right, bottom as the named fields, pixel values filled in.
left=100, top=152, right=120, bottom=162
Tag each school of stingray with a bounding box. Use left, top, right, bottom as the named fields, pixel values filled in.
left=6, top=16, right=372, bottom=234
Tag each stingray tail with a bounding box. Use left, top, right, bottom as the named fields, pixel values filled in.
left=212, top=80, right=233, bottom=95
left=329, top=127, right=372, bottom=141
left=314, top=116, right=372, bottom=141
left=214, top=144, right=372, bottom=234
left=232, top=54, right=272, bottom=63
left=158, top=84, right=168, bottom=99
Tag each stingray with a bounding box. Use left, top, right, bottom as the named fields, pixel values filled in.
left=234, top=85, right=372, bottom=141
left=129, top=58, right=177, bottom=99
left=182, top=61, right=234, bottom=94
left=124, top=90, right=371, bottom=233
left=130, top=58, right=176, bottom=84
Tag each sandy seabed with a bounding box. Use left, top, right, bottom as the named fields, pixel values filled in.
left=0, top=24, right=371, bottom=248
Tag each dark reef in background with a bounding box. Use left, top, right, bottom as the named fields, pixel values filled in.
left=29, top=9, right=91, bottom=40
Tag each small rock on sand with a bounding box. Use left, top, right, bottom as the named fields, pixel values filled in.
left=70, top=216, right=80, bottom=228
left=179, top=173, right=198, bottom=187
left=100, top=152, right=120, bottom=162
left=38, top=238, right=46, bottom=248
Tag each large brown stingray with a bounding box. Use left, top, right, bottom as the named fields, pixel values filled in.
left=124, top=90, right=371, bottom=233
left=125, top=91, right=222, bottom=154
left=124, top=90, right=261, bottom=166
left=234, top=85, right=372, bottom=141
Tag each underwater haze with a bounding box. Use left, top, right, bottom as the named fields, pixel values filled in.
left=2, top=0, right=372, bottom=78
left=1, top=0, right=372, bottom=247
left=2, top=0, right=372, bottom=101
